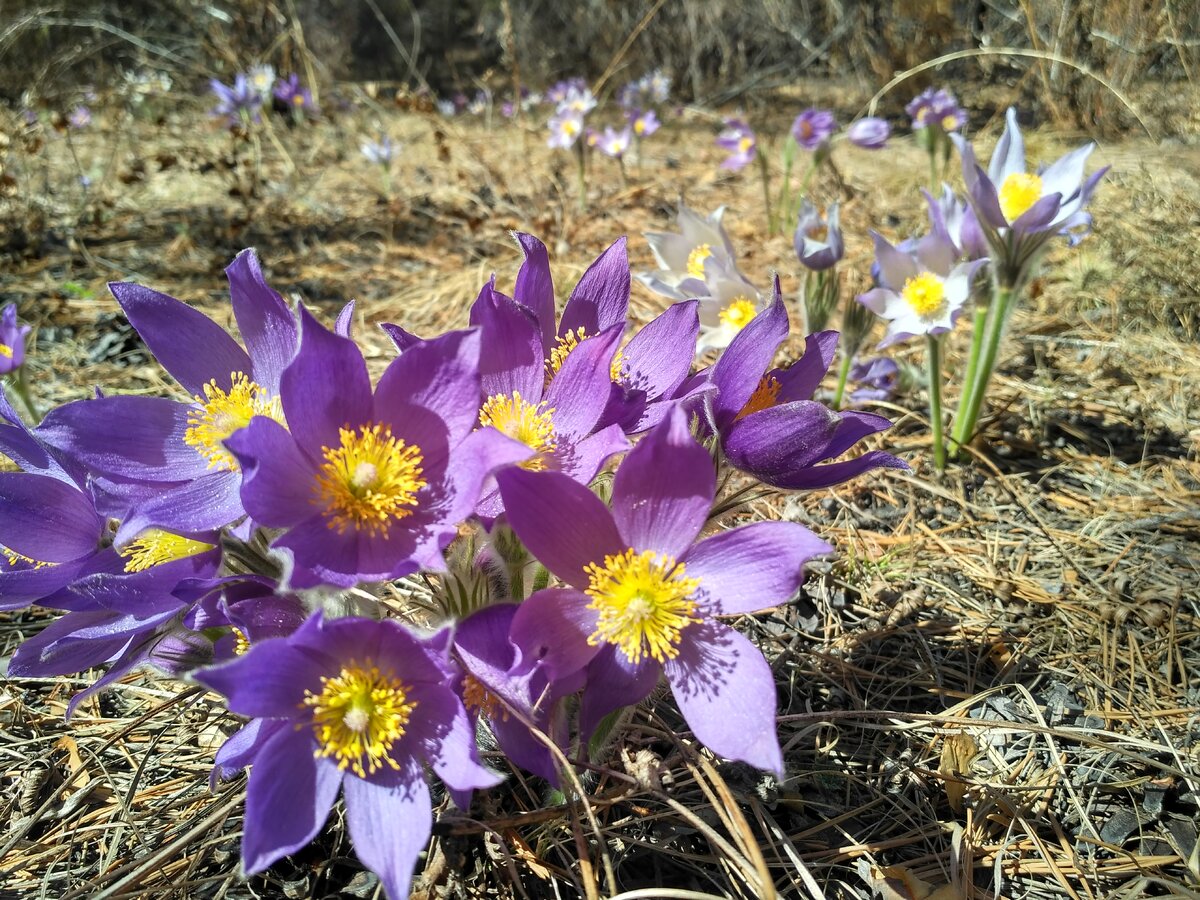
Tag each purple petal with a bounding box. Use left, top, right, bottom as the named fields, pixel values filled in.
left=473, top=288, right=544, bottom=400
left=343, top=765, right=430, bottom=900
left=513, top=233, right=557, bottom=352
left=559, top=237, right=630, bottom=338
left=109, top=282, right=253, bottom=396
left=544, top=325, right=623, bottom=438
left=0, top=473, right=100, bottom=562
left=579, top=645, right=659, bottom=740
left=664, top=619, right=783, bottom=776
left=225, top=249, right=298, bottom=394
left=192, top=639, right=327, bottom=718
left=683, top=521, right=831, bottom=615
left=555, top=423, right=629, bottom=486
left=759, top=449, right=908, bottom=490
left=282, top=307, right=372, bottom=456
left=413, top=683, right=504, bottom=795
left=241, top=727, right=341, bottom=875
left=617, top=300, right=700, bottom=399
left=968, top=164, right=1007, bottom=230
left=496, top=468, right=624, bottom=588
left=723, top=399, right=842, bottom=477
left=988, top=107, right=1027, bottom=185
left=775, top=331, right=839, bottom=403
left=380, top=322, right=423, bottom=352
left=709, top=280, right=789, bottom=428
left=114, top=469, right=244, bottom=542
left=226, top=416, right=318, bottom=527
left=510, top=588, right=601, bottom=682
left=612, top=406, right=713, bottom=559
left=375, top=329, right=482, bottom=448
left=335, top=300, right=356, bottom=338
left=871, top=232, right=918, bottom=291
left=214, top=718, right=286, bottom=779
left=1011, top=192, right=1063, bottom=233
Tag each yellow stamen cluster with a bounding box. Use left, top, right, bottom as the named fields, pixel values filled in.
left=900, top=271, right=947, bottom=319
left=998, top=172, right=1044, bottom=223
left=941, top=114, right=959, bottom=131
left=2, top=546, right=49, bottom=569
left=232, top=628, right=251, bottom=656
left=461, top=674, right=510, bottom=722
left=0, top=345, right=12, bottom=359
left=314, top=424, right=425, bottom=536
left=585, top=549, right=701, bottom=664
left=119, top=529, right=215, bottom=573
left=478, top=392, right=557, bottom=470
left=633, top=119, right=646, bottom=136
left=737, top=135, right=754, bottom=154
left=719, top=298, right=758, bottom=333
left=546, top=326, right=588, bottom=378
left=686, top=244, right=713, bottom=280
left=184, top=372, right=282, bottom=472
left=736, top=375, right=781, bottom=421
left=609, top=347, right=627, bottom=384
left=303, top=663, right=416, bottom=777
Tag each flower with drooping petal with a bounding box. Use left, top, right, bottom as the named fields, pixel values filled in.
left=793, top=200, right=844, bottom=271
left=848, top=357, right=901, bottom=405
left=0, top=304, right=31, bottom=374
left=628, top=108, right=660, bottom=138
left=545, top=78, right=586, bottom=105
left=791, top=108, right=836, bottom=151
left=210, top=75, right=262, bottom=124
left=847, top=117, right=890, bottom=149
left=226, top=312, right=527, bottom=588
left=360, top=135, right=395, bottom=166
left=598, top=125, right=632, bottom=159
left=857, top=230, right=985, bottom=348
left=273, top=73, right=314, bottom=112
left=638, top=203, right=748, bottom=300
left=195, top=613, right=502, bottom=900
left=715, top=118, right=756, bottom=170
left=547, top=109, right=585, bottom=149
left=39, top=250, right=302, bottom=541
left=923, top=185, right=988, bottom=262
left=906, top=87, right=966, bottom=132
left=559, top=85, right=597, bottom=116
left=497, top=407, right=835, bottom=774
left=953, top=107, right=1107, bottom=287
left=705, top=282, right=907, bottom=489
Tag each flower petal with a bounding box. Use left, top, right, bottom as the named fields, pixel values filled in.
left=227, top=416, right=318, bottom=527
left=375, top=328, right=483, bottom=448
left=510, top=588, right=601, bottom=682
left=545, top=325, right=623, bottom=438
left=513, top=233, right=557, bottom=352
left=225, top=249, right=298, bottom=394
left=192, top=638, right=327, bottom=718
left=472, top=287, right=544, bottom=401
left=776, top=330, right=839, bottom=403
left=114, top=469, right=244, bottom=542
left=709, top=280, right=789, bottom=429
left=617, top=300, right=700, bottom=400
left=0, top=473, right=100, bottom=563
left=579, top=645, right=659, bottom=741
left=343, top=765, right=430, bottom=900
left=664, top=619, right=783, bottom=776
left=559, top=237, right=630, bottom=338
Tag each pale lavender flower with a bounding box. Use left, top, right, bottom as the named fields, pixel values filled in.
left=847, top=117, right=890, bottom=149
left=68, top=106, right=91, bottom=129
left=715, top=119, right=756, bottom=170
left=598, top=126, right=632, bottom=159
left=791, top=108, right=836, bottom=151
left=547, top=109, right=584, bottom=149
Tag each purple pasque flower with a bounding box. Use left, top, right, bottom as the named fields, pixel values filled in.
left=954, top=108, right=1107, bottom=286
left=793, top=199, right=844, bottom=271
left=210, top=74, right=262, bottom=124
left=453, top=602, right=585, bottom=783
left=497, top=407, right=834, bottom=774
left=360, top=135, right=395, bottom=166
left=906, top=87, right=966, bottom=132
left=706, top=282, right=907, bottom=489
left=628, top=107, right=660, bottom=138
left=545, top=77, right=586, bottom=105
left=847, top=116, right=890, bottom=149
left=38, top=250, right=299, bottom=541
left=195, top=613, right=502, bottom=900
left=547, top=108, right=584, bottom=149
left=715, top=118, right=756, bottom=170
left=227, top=312, right=528, bottom=588
left=924, top=185, right=988, bottom=262
left=68, top=106, right=91, bottom=129
left=791, top=108, right=836, bottom=151
left=273, top=73, right=314, bottom=111
left=0, top=304, right=31, bottom=374
left=857, top=230, right=984, bottom=348
left=559, top=85, right=597, bottom=116
left=597, top=125, right=632, bottom=159
left=848, top=357, right=901, bottom=405
left=639, top=202, right=746, bottom=300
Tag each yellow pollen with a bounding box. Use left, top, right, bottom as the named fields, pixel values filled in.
left=686, top=244, right=713, bottom=280
left=462, top=674, right=510, bottom=721
left=916, top=107, right=930, bottom=123
left=292, top=94, right=306, bottom=107
left=303, top=662, right=416, bottom=777
left=562, top=119, right=581, bottom=137
left=719, top=298, right=757, bottom=332
left=585, top=549, right=701, bottom=664
left=900, top=271, right=947, bottom=318
left=998, top=171, right=1044, bottom=222
left=737, top=135, right=754, bottom=154
left=610, top=346, right=627, bottom=383
left=546, top=326, right=588, bottom=378
left=184, top=372, right=282, bottom=472
left=118, top=529, right=215, bottom=573
left=2, top=546, right=49, bottom=569
left=634, top=119, right=646, bottom=136
left=232, top=628, right=251, bottom=656
left=314, top=424, right=425, bottom=536
left=736, top=375, right=781, bottom=421
left=941, top=114, right=958, bottom=131
left=478, top=392, right=557, bottom=470
left=0, top=345, right=12, bottom=359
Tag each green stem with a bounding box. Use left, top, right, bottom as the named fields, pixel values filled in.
left=617, top=156, right=627, bottom=190
left=928, top=150, right=939, bottom=195
left=926, top=334, right=946, bottom=471
left=950, top=303, right=987, bottom=456
left=951, top=284, right=1015, bottom=456
left=575, top=145, right=587, bottom=212
left=756, top=150, right=775, bottom=235
left=381, top=166, right=392, bottom=201
left=787, top=156, right=820, bottom=226
left=8, top=367, right=40, bottom=424
left=831, top=350, right=853, bottom=410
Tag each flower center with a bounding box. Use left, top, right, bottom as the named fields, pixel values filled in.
left=900, top=271, right=947, bottom=318
left=292, top=94, right=306, bottom=107
left=2, top=546, right=49, bottom=569
left=736, top=375, right=781, bottom=421
left=119, top=529, right=215, bottom=573
left=184, top=372, right=282, bottom=472
left=940, top=114, right=959, bottom=131
left=807, top=225, right=829, bottom=244
left=719, top=297, right=757, bottom=332
left=798, top=120, right=813, bottom=139
left=461, top=674, right=509, bottom=721
left=584, top=548, right=700, bottom=664
left=314, top=424, right=425, bottom=536
left=232, top=628, right=251, bottom=655
left=0, top=345, right=12, bottom=359
left=686, top=244, right=713, bottom=279
left=561, top=119, right=580, bottom=137
left=478, top=392, right=557, bottom=470
left=737, top=135, right=754, bottom=154
left=634, top=119, right=646, bottom=136
left=546, top=326, right=587, bottom=377
left=998, top=171, right=1044, bottom=222
left=303, top=662, right=416, bottom=777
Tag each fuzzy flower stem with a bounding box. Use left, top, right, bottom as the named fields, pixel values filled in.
left=830, top=349, right=853, bottom=411
left=927, top=333, right=946, bottom=471
left=951, top=283, right=1016, bottom=457
left=617, top=156, right=627, bottom=190
left=952, top=304, right=988, bottom=456
left=8, top=367, right=40, bottom=424
left=756, top=149, right=776, bottom=235
left=575, top=144, right=588, bottom=213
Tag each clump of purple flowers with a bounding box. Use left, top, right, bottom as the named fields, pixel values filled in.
left=0, top=234, right=905, bottom=896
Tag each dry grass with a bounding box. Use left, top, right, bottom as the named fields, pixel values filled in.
left=0, top=79, right=1198, bottom=899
